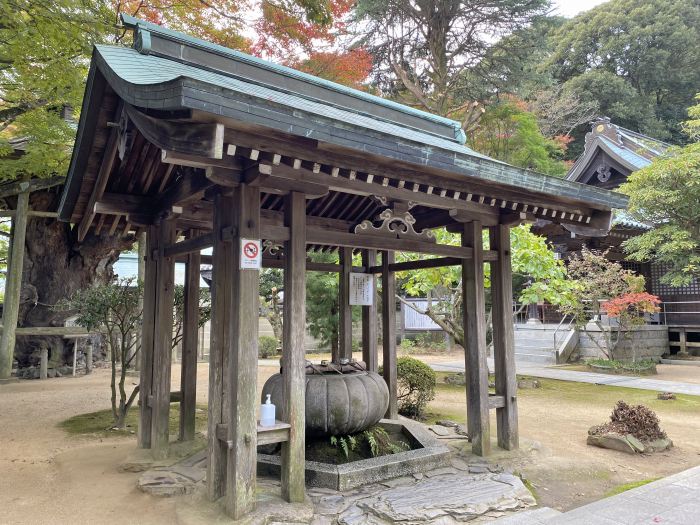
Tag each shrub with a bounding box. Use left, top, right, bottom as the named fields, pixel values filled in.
left=399, top=338, right=416, bottom=353
left=396, top=356, right=436, bottom=418
left=259, top=336, right=279, bottom=358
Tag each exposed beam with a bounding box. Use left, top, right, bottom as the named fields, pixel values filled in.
left=161, top=149, right=236, bottom=169
left=164, top=232, right=214, bottom=258
left=127, top=105, right=224, bottom=158
left=77, top=127, right=119, bottom=241
left=306, top=229, right=477, bottom=259
left=0, top=176, right=64, bottom=199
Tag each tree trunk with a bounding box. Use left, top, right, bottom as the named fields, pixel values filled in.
left=13, top=190, right=132, bottom=367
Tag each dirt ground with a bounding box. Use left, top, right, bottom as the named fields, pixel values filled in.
left=2, top=361, right=700, bottom=523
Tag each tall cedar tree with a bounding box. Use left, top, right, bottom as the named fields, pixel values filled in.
left=353, top=0, right=549, bottom=132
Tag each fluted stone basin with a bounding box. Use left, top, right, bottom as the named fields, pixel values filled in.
left=262, top=370, right=390, bottom=436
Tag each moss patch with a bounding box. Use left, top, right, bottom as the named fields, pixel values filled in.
left=604, top=478, right=659, bottom=498
left=59, top=404, right=208, bottom=438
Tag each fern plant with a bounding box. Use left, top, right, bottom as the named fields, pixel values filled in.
left=329, top=425, right=409, bottom=461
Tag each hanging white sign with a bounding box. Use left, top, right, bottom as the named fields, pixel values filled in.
left=240, top=239, right=262, bottom=269
left=349, top=273, right=373, bottom=305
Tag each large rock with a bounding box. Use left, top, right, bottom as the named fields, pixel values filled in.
left=587, top=433, right=636, bottom=454
left=587, top=431, right=674, bottom=454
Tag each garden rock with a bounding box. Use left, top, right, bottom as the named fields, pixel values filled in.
left=625, top=434, right=646, bottom=453
left=645, top=438, right=674, bottom=453
left=587, top=433, right=636, bottom=454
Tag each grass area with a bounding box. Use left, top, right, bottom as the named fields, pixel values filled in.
left=426, top=371, right=700, bottom=425
left=59, top=404, right=208, bottom=438
left=604, top=478, right=659, bottom=498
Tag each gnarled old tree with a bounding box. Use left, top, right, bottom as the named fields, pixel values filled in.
left=0, top=0, right=354, bottom=369
left=353, top=0, right=549, bottom=132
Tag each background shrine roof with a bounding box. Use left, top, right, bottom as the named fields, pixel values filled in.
left=567, top=118, right=670, bottom=182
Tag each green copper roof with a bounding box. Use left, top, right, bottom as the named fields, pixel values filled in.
left=89, top=43, right=628, bottom=211
left=120, top=14, right=467, bottom=145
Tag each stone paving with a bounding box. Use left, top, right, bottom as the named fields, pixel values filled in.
left=139, top=451, right=537, bottom=523
left=493, top=465, right=700, bottom=525
left=432, top=359, right=700, bottom=397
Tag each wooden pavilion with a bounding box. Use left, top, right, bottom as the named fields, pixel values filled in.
left=58, top=15, right=628, bottom=519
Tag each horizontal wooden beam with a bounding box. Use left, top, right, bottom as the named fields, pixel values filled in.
left=0, top=210, right=58, bottom=218
left=306, top=228, right=476, bottom=259
left=0, top=326, right=98, bottom=337
left=488, top=395, right=506, bottom=410
left=163, top=233, right=214, bottom=258
left=0, top=176, right=64, bottom=199
left=215, top=422, right=290, bottom=447
left=161, top=149, right=236, bottom=169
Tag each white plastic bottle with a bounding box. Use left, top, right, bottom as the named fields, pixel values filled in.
left=260, top=394, right=276, bottom=427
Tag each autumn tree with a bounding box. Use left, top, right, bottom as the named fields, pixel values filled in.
left=558, top=249, right=657, bottom=361
left=353, top=0, right=549, bottom=131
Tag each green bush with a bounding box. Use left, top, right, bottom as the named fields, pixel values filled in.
left=399, top=338, right=416, bottom=353
left=396, top=356, right=436, bottom=419
left=259, top=336, right=279, bottom=358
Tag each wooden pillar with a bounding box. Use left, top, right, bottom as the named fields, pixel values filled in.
left=179, top=231, right=201, bottom=442
left=337, top=246, right=353, bottom=361
left=224, top=184, right=260, bottom=519
left=0, top=190, right=29, bottom=380
left=151, top=220, right=175, bottom=459
left=281, top=191, right=306, bottom=503
left=362, top=250, right=378, bottom=372
left=381, top=250, right=398, bottom=419
left=139, top=225, right=158, bottom=449
left=151, top=219, right=176, bottom=460
left=207, top=192, right=233, bottom=501
left=462, top=221, right=491, bottom=456
left=490, top=225, right=518, bottom=450
left=135, top=231, right=147, bottom=372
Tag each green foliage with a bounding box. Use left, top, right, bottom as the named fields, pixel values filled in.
left=548, top=0, right=700, bottom=145
left=305, top=251, right=360, bottom=353
left=57, top=278, right=142, bottom=428
left=0, top=0, right=344, bottom=181
left=259, top=335, right=279, bottom=358
left=395, top=356, right=436, bottom=419
left=399, top=338, right=416, bottom=353
left=329, top=425, right=408, bottom=461
left=468, top=98, right=568, bottom=176
left=622, top=97, right=700, bottom=285
left=172, top=284, right=211, bottom=349
left=558, top=249, right=647, bottom=360
left=397, top=225, right=572, bottom=348
left=353, top=0, right=549, bottom=129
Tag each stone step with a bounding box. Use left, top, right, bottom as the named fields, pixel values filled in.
left=514, top=352, right=557, bottom=364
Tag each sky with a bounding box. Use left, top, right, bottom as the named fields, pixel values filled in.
left=552, top=0, right=610, bottom=18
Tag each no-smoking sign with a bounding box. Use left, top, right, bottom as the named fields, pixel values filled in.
left=240, top=238, right=261, bottom=269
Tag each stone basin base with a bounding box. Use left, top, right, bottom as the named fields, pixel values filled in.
left=257, top=419, right=450, bottom=491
